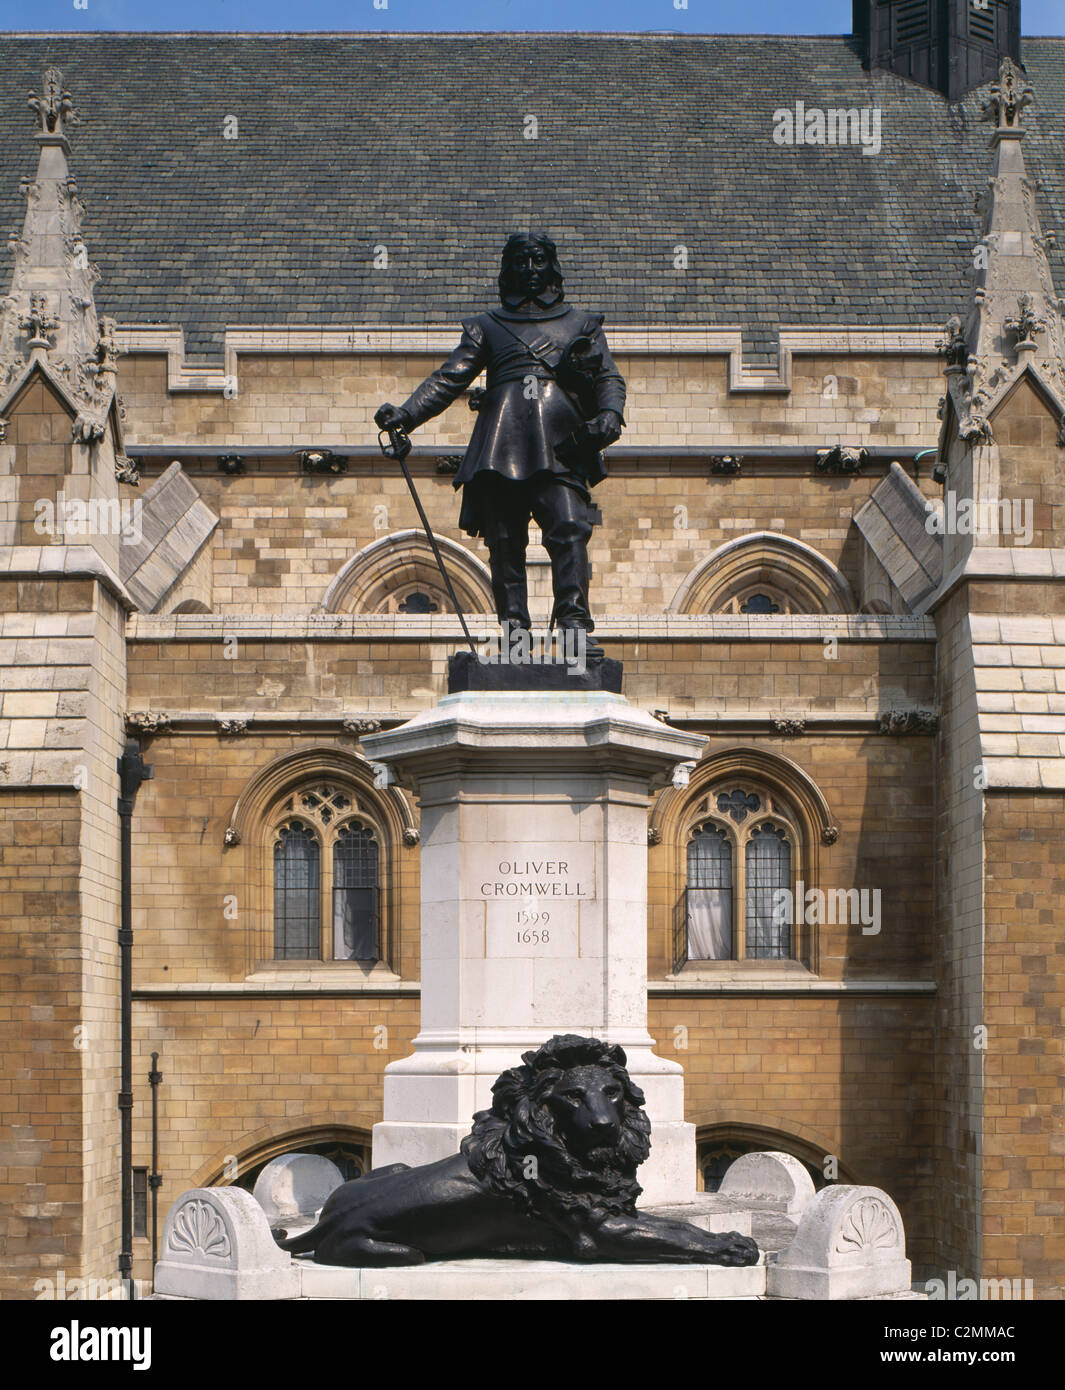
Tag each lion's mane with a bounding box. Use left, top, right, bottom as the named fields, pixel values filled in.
left=460, top=1035, right=652, bottom=1237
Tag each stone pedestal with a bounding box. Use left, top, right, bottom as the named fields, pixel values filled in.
left=152, top=1158, right=919, bottom=1300
left=362, top=689, right=705, bottom=1204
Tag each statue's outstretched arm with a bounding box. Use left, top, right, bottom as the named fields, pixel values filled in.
left=393, top=321, right=488, bottom=430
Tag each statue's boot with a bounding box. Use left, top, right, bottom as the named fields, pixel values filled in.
left=486, top=532, right=532, bottom=629
left=541, top=505, right=603, bottom=661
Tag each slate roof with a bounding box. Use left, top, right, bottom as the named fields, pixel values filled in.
left=0, top=32, right=1063, bottom=365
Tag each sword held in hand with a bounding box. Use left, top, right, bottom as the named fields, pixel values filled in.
left=376, top=419, right=478, bottom=657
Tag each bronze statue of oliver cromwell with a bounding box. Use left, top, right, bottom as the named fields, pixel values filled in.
left=375, top=234, right=625, bottom=648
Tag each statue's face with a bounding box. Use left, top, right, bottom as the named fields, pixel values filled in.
left=508, top=242, right=552, bottom=299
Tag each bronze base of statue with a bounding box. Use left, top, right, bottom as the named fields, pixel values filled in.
left=448, top=649, right=623, bottom=694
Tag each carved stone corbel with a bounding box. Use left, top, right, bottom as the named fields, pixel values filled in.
left=815, top=445, right=868, bottom=475
left=299, top=449, right=347, bottom=475
left=878, top=708, right=940, bottom=736
left=125, top=711, right=170, bottom=734
left=772, top=717, right=806, bottom=735
left=709, top=454, right=742, bottom=476
left=342, top=717, right=382, bottom=736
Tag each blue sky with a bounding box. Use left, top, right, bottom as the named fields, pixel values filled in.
left=3, top=0, right=1064, bottom=35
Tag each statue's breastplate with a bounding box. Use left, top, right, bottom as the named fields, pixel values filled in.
left=479, top=309, right=583, bottom=389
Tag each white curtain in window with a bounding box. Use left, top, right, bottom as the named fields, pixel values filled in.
left=687, top=887, right=732, bottom=960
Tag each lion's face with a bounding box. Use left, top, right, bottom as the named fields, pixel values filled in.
left=545, top=1064, right=626, bottom=1156
left=463, top=1035, right=653, bottom=1216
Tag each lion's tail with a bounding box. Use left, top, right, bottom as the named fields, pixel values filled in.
left=272, top=1222, right=320, bottom=1254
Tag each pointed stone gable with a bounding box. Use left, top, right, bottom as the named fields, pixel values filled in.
left=854, top=461, right=943, bottom=611
left=120, top=461, right=218, bottom=613
left=0, top=68, right=118, bottom=444
left=942, top=57, right=1065, bottom=448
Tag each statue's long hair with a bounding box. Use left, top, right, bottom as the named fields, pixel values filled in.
left=461, top=1035, right=651, bottom=1234
left=497, top=232, right=564, bottom=302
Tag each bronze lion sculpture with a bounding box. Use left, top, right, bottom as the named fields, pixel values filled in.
left=274, top=1034, right=760, bottom=1267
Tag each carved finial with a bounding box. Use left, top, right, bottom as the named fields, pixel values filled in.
left=1003, top=292, right=1044, bottom=352
left=980, top=57, right=1033, bottom=133
left=18, top=293, right=58, bottom=350
left=28, top=68, right=78, bottom=138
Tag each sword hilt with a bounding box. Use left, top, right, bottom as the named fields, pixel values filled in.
left=378, top=423, right=412, bottom=461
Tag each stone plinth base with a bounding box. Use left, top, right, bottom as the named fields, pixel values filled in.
left=362, top=691, right=707, bottom=1205
left=153, top=1162, right=919, bottom=1301
left=297, top=1257, right=766, bottom=1301
left=448, top=650, right=624, bottom=693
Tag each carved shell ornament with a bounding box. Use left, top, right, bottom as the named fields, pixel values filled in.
left=833, top=1197, right=898, bottom=1256
left=167, top=1199, right=232, bottom=1260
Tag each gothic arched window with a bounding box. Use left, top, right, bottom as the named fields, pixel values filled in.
left=686, top=824, right=734, bottom=959
left=332, top=823, right=380, bottom=961
left=745, top=821, right=792, bottom=959
left=270, top=784, right=382, bottom=962
left=274, top=821, right=321, bottom=959
left=679, top=786, right=800, bottom=966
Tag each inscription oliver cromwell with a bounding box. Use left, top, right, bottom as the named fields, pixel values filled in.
left=470, top=848, right=597, bottom=958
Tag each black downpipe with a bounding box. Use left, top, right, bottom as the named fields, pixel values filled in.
left=148, top=1052, right=163, bottom=1269
left=117, top=740, right=152, bottom=1300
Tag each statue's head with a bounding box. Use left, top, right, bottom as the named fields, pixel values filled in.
left=497, top=233, right=564, bottom=308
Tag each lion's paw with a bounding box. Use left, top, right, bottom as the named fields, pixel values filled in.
left=716, top=1233, right=761, bottom=1266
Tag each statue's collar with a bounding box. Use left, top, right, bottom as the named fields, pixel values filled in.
left=494, top=300, right=571, bottom=322
left=497, top=287, right=568, bottom=319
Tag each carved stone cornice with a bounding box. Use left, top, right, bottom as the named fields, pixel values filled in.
left=815, top=445, right=868, bottom=475
left=708, top=454, right=742, bottom=476
left=125, top=710, right=170, bottom=734
left=435, top=455, right=463, bottom=475
left=878, top=708, right=940, bottom=736
left=217, top=454, right=246, bottom=475
left=771, top=716, right=806, bottom=735
left=299, top=449, right=347, bottom=475
left=217, top=718, right=248, bottom=735
left=342, top=717, right=382, bottom=735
